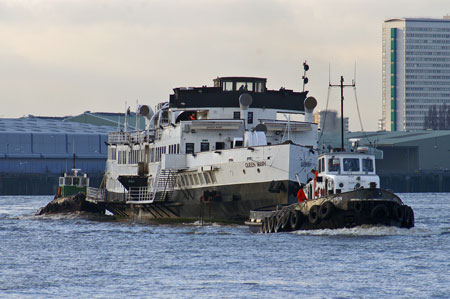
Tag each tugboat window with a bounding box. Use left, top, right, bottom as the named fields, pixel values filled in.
left=362, top=158, right=374, bottom=172
left=328, top=158, right=340, bottom=172
left=73, top=177, right=80, bottom=186
left=233, top=111, right=241, bottom=119
left=343, top=158, right=360, bottom=172
left=64, top=177, right=72, bottom=186
left=186, top=143, right=194, bottom=154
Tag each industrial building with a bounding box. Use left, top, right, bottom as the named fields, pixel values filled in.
left=381, top=16, right=450, bottom=131
left=0, top=112, right=145, bottom=195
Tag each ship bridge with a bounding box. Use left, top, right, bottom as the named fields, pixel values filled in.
left=169, top=76, right=308, bottom=113
left=213, top=77, right=267, bottom=93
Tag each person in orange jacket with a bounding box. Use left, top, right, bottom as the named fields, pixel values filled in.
left=297, top=183, right=307, bottom=202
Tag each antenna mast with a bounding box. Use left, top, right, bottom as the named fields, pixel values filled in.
left=329, top=76, right=355, bottom=151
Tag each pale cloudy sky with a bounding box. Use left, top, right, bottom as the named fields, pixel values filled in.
left=1, top=0, right=449, bottom=130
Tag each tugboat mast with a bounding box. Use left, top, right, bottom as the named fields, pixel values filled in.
left=329, top=76, right=355, bottom=151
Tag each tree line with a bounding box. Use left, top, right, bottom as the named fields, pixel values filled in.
left=423, top=104, right=450, bottom=130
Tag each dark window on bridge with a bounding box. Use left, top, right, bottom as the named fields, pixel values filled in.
left=233, top=111, right=241, bottom=119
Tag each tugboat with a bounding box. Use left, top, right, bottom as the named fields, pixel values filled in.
left=56, top=168, right=90, bottom=198
left=246, top=145, right=415, bottom=232
left=36, top=168, right=105, bottom=216
left=87, top=64, right=321, bottom=222
left=246, top=76, right=414, bottom=232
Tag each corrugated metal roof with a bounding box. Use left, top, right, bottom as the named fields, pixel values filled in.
left=348, top=130, right=450, bottom=145
left=318, top=130, right=450, bottom=149
left=0, top=117, right=114, bottom=134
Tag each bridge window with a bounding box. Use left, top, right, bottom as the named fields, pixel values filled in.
left=224, top=81, right=233, bottom=91
left=362, top=158, right=374, bottom=173
left=343, top=158, right=360, bottom=172
left=255, top=82, right=264, bottom=92
left=233, top=111, right=241, bottom=119
left=328, top=158, right=340, bottom=172
left=237, top=82, right=253, bottom=91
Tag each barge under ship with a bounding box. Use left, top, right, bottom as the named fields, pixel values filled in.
left=88, top=75, right=319, bottom=222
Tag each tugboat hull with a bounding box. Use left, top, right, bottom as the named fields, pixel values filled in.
left=247, top=188, right=414, bottom=233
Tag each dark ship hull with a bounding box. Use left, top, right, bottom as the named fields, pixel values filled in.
left=100, top=179, right=299, bottom=222
left=246, top=188, right=415, bottom=233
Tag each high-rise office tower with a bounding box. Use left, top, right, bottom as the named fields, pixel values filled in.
left=382, top=16, right=450, bottom=131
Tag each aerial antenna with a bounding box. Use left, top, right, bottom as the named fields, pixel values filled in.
left=353, top=61, right=357, bottom=85
left=136, top=99, right=139, bottom=131
left=302, top=61, right=309, bottom=92
left=329, top=76, right=355, bottom=151
left=328, top=63, right=331, bottom=86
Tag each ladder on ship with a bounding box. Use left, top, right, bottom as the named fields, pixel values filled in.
left=126, top=164, right=177, bottom=204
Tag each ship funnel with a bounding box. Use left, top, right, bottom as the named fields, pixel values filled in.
left=304, top=96, right=317, bottom=123
left=239, top=93, right=253, bottom=130
left=137, top=105, right=154, bottom=120
left=239, top=93, right=253, bottom=110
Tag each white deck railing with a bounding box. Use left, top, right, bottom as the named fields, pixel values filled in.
left=86, top=187, right=106, bottom=202
left=108, top=131, right=153, bottom=145
left=125, top=187, right=153, bottom=203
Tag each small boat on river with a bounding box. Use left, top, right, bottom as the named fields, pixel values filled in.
left=246, top=147, right=415, bottom=233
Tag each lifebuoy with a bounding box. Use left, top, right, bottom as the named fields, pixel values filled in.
left=290, top=210, right=302, bottom=229
left=319, top=201, right=335, bottom=220
left=371, top=204, right=389, bottom=219
left=308, top=205, right=321, bottom=224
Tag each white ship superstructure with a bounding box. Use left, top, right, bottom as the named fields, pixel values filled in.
left=89, top=76, right=319, bottom=221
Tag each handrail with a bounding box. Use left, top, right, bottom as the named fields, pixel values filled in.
left=86, top=186, right=105, bottom=201
left=108, top=130, right=151, bottom=144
